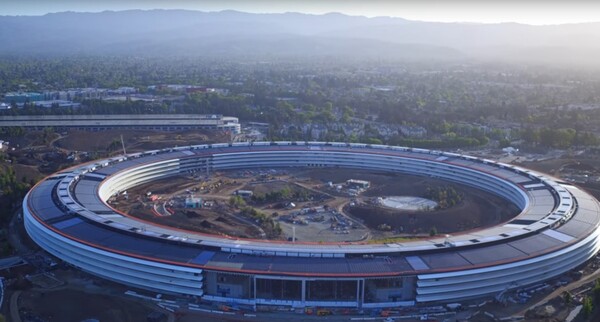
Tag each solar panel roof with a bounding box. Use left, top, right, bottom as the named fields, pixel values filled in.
left=25, top=143, right=600, bottom=277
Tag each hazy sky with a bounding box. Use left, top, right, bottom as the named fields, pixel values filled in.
left=1, top=0, right=600, bottom=25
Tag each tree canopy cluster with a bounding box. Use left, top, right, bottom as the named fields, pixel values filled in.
left=2, top=57, right=600, bottom=150
left=0, top=163, right=31, bottom=224
left=426, top=186, right=463, bottom=210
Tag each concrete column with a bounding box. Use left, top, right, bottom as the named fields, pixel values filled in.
left=360, top=279, right=365, bottom=308
left=253, top=276, right=257, bottom=311
left=301, top=280, right=306, bottom=305
left=248, top=276, right=252, bottom=298
left=356, top=280, right=361, bottom=308
left=253, top=277, right=257, bottom=299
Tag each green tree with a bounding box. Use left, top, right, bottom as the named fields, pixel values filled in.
left=583, top=296, right=593, bottom=318
left=429, top=227, right=438, bottom=237
left=498, top=138, right=511, bottom=148
left=0, top=166, right=31, bottom=223
left=563, top=291, right=572, bottom=306
left=228, top=195, right=246, bottom=208
left=520, top=127, right=540, bottom=146
left=365, top=137, right=383, bottom=145
left=594, top=278, right=600, bottom=303
left=341, top=105, right=354, bottom=123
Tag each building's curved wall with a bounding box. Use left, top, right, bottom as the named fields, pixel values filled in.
left=416, top=227, right=600, bottom=301
left=23, top=197, right=204, bottom=296
left=209, top=151, right=528, bottom=209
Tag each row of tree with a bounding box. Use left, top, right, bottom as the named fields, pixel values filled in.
left=239, top=206, right=282, bottom=238
left=229, top=196, right=283, bottom=238
left=251, top=186, right=312, bottom=204
left=0, top=163, right=32, bottom=224
left=519, top=127, right=599, bottom=148
left=426, top=186, right=463, bottom=210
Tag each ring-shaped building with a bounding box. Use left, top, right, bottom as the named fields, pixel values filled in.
left=24, top=141, right=600, bottom=308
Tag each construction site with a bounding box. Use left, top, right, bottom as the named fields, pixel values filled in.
left=112, top=167, right=519, bottom=244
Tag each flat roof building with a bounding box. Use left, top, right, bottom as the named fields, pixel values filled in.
left=33, top=100, right=81, bottom=109
left=0, top=114, right=241, bottom=134
left=185, top=196, right=203, bottom=208
left=346, top=179, right=370, bottom=189
left=3, top=92, right=43, bottom=104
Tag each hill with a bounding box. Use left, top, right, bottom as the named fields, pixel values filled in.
left=0, top=10, right=599, bottom=66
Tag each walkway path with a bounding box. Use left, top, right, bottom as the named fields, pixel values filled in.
left=9, top=291, right=21, bottom=322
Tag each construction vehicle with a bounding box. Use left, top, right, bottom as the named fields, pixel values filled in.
left=317, top=309, right=332, bottom=316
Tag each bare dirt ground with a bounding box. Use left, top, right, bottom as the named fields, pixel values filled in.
left=113, top=167, right=519, bottom=243
left=116, top=169, right=368, bottom=242
left=114, top=175, right=266, bottom=238
left=11, top=163, right=40, bottom=183
left=2, top=129, right=229, bottom=185
left=130, top=206, right=264, bottom=239
left=55, top=129, right=230, bottom=153
left=302, top=168, right=519, bottom=237
left=348, top=185, right=517, bottom=236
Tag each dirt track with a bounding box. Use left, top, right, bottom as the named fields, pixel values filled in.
left=55, top=129, right=229, bottom=153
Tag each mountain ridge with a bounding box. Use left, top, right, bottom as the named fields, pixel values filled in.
left=0, top=9, right=598, bottom=66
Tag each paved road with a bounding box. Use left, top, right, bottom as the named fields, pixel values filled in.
left=7, top=208, right=31, bottom=256
left=10, top=291, right=22, bottom=322
left=513, top=265, right=600, bottom=317
left=6, top=209, right=30, bottom=322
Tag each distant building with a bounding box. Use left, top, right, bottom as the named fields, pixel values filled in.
left=502, top=147, right=519, bottom=154
left=399, top=125, right=427, bottom=138
left=0, top=114, right=241, bottom=134
left=103, top=94, right=157, bottom=103
left=44, top=88, right=109, bottom=101
left=346, top=179, right=370, bottom=189
left=185, top=196, right=203, bottom=208
left=186, top=86, right=216, bottom=94
left=247, top=122, right=270, bottom=128
left=33, top=100, right=81, bottom=109
left=3, top=92, right=43, bottom=104
left=110, top=87, right=137, bottom=95
left=148, top=84, right=218, bottom=95
left=234, top=190, right=254, bottom=198
left=222, top=117, right=242, bottom=134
